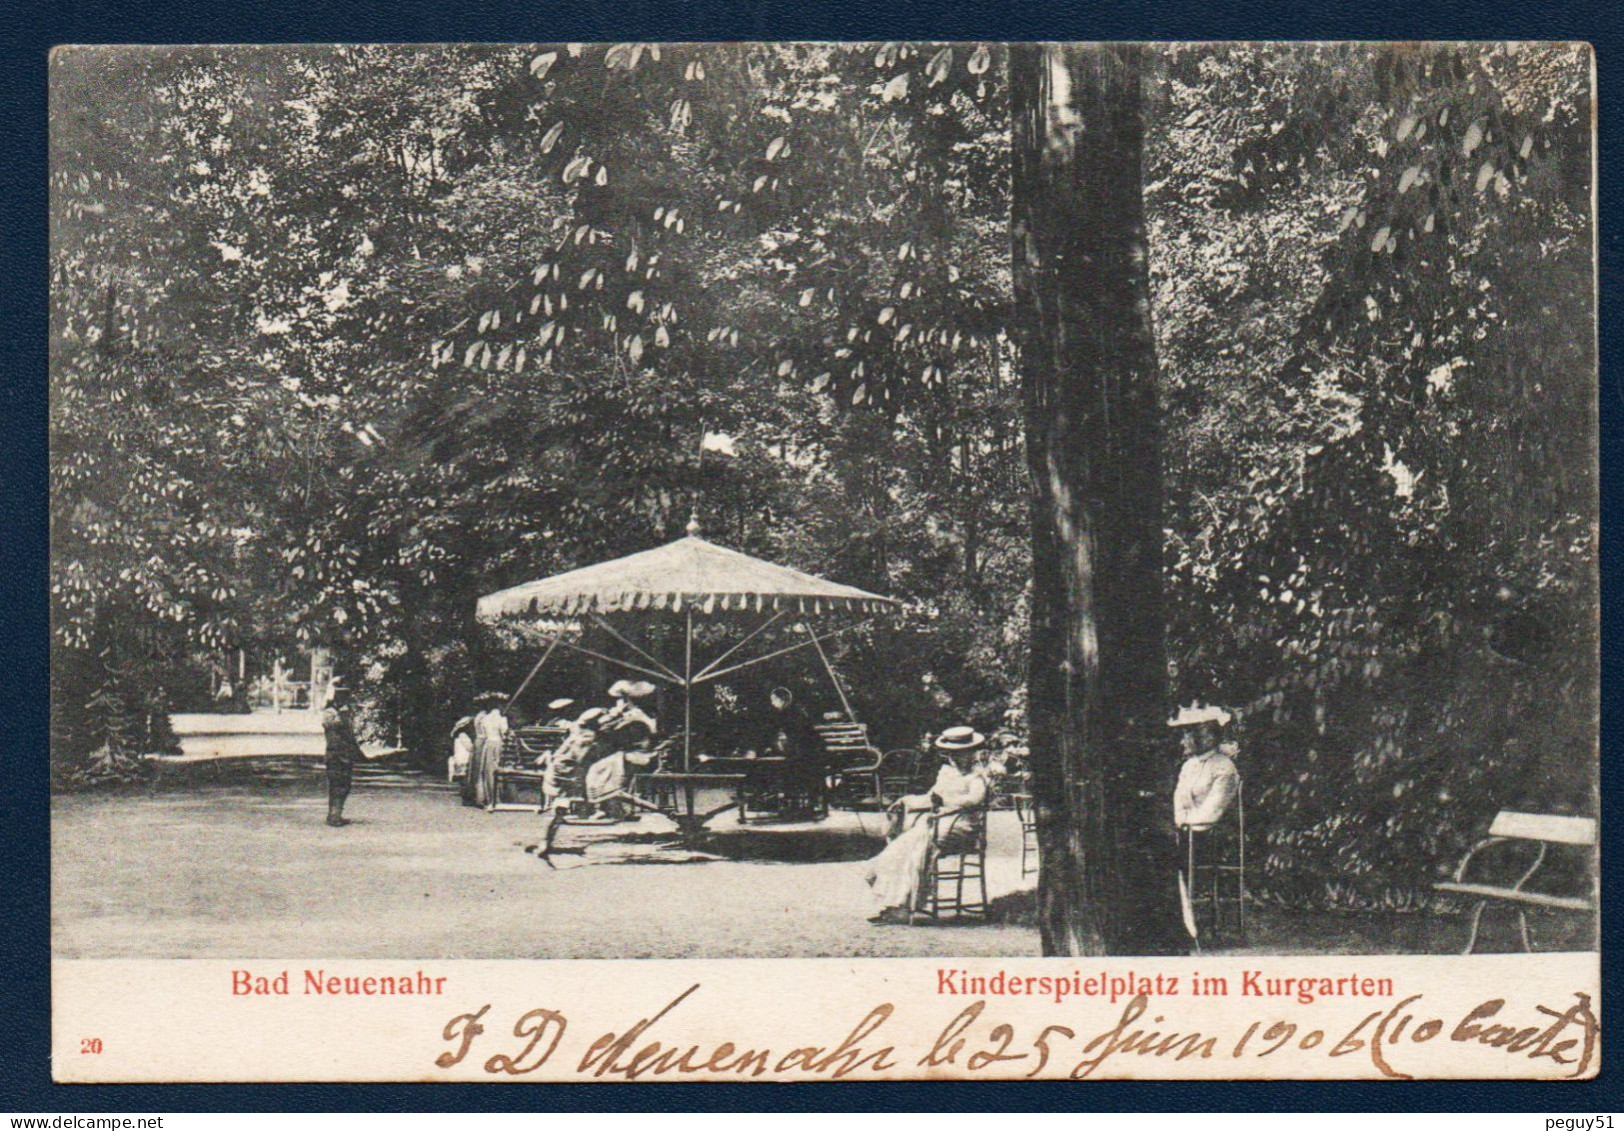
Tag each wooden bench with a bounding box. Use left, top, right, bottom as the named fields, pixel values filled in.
left=818, top=721, right=877, bottom=804
left=492, top=723, right=570, bottom=812
left=817, top=720, right=875, bottom=760
left=819, top=722, right=916, bottom=810
left=1433, top=810, right=1595, bottom=953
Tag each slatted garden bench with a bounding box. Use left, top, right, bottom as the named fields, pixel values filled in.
left=1433, top=810, right=1595, bottom=953
left=818, top=721, right=884, bottom=808
left=493, top=723, right=569, bottom=812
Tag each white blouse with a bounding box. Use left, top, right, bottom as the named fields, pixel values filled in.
left=1173, top=750, right=1240, bottom=830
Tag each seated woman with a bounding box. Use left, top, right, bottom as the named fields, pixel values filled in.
left=1169, top=705, right=1240, bottom=832
left=582, top=718, right=658, bottom=821
left=862, top=726, right=995, bottom=922
left=532, top=707, right=607, bottom=859
left=450, top=715, right=476, bottom=793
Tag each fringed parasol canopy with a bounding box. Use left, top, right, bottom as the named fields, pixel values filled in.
left=476, top=535, right=899, bottom=623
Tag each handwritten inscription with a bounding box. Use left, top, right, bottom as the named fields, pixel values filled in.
left=431, top=985, right=1597, bottom=1081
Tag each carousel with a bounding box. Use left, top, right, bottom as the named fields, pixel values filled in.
left=475, top=518, right=900, bottom=838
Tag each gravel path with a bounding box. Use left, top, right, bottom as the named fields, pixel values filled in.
left=52, top=766, right=1042, bottom=960
left=55, top=763, right=1581, bottom=958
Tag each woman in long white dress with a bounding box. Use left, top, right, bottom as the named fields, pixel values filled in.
left=451, top=716, right=476, bottom=796
left=863, top=727, right=993, bottom=921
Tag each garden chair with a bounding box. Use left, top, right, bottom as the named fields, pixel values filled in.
left=818, top=721, right=887, bottom=809
left=867, top=749, right=930, bottom=809
left=1012, top=788, right=1039, bottom=878
left=1181, top=778, right=1246, bottom=944
left=910, top=798, right=990, bottom=923
left=629, top=734, right=686, bottom=813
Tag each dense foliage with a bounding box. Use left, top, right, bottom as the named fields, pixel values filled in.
left=50, top=44, right=1026, bottom=780
left=1150, top=44, right=1596, bottom=907
left=50, top=44, right=1595, bottom=910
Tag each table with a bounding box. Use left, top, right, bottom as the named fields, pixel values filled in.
left=692, top=756, right=788, bottom=771
left=634, top=771, right=748, bottom=840
left=693, top=757, right=828, bottom=822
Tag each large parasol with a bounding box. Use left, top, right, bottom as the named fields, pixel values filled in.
left=476, top=519, right=900, bottom=771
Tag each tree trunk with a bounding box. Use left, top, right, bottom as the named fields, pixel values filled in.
left=1009, top=43, right=1186, bottom=956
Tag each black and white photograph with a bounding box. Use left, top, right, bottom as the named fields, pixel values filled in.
left=49, top=41, right=1597, bottom=975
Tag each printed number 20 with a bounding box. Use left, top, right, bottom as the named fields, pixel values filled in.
left=80, top=1038, right=102, bottom=1054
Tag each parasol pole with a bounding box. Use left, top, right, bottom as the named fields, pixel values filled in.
left=683, top=426, right=699, bottom=775
left=683, top=607, right=694, bottom=772
left=504, top=632, right=561, bottom=715
left=690, top=419, right=704, bottom=539
left=803, top=619, right=857, bottom=723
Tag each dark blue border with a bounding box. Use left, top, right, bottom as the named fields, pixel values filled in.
left=4, top=0, right=1617, bottom=1112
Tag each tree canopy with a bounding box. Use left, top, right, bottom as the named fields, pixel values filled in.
left=50, top=43, right=1594, bottom=914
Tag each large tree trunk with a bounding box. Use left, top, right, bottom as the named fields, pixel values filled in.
left=1009, top=43, right=1186, bottom=956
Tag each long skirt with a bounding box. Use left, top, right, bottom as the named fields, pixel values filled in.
left=863, top=813, right=934, bottom=910
left=471, top=736, right=502, bottom=808
left=459, top=746, right=479, bottom=806
left=584, top=753, right=629, bottom=805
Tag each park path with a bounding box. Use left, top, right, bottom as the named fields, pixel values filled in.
left=52, top=766, right=1537, bottom=958
left=161, top=710, right=400, bottom=762
left=52, top=770, right=1043, bottom=960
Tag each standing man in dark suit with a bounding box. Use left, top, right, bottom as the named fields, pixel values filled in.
left=322, top=689, right=364, bottom=827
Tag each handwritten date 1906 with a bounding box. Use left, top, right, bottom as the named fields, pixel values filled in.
left=432, top=985, right=1597, bottom=1081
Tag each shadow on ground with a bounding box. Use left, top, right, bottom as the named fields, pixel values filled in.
left=699, top=826, right=883, bottom=864
left=883, top=874, right=1592, bottom=956
left=988, top=887, right=1038, bottom=926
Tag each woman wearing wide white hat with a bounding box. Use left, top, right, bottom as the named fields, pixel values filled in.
left=1168, top=704, right=1239, bottom=831
left=602, top=679, right=658, bottom=740
left=1169, top=703, right=1243, bottom=945
left=862, top=727, right=999, bottom=921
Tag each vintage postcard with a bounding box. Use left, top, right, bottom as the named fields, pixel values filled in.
left=48, top=41, right=1598, bottom=1082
